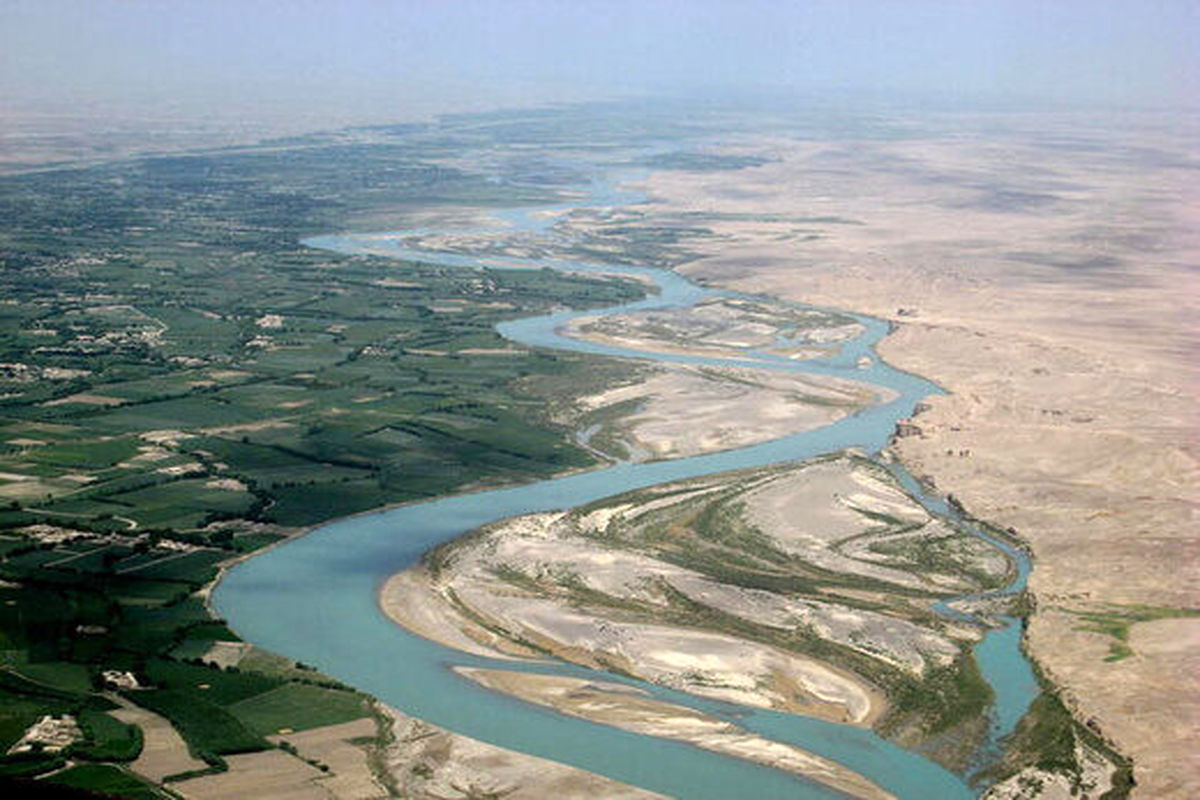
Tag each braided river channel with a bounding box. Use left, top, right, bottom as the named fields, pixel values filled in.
left=213, top=175, right=1039, bottom=799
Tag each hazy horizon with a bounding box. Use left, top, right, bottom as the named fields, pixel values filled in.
left=3, top=0, right=1198, bottom=130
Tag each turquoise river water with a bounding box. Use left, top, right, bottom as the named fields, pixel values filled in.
left=213, top=174, right=1038, bottom=799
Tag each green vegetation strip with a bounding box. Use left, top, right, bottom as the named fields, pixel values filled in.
left=125, top=688, right=268, bottom=759
left=45, top=763, right=167, bottom=800
left=228, top=683, right=369, bottom=735
left=1069, top=604, right=1200, bottom=663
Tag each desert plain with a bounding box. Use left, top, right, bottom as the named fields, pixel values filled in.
left=603, top=115, right=1200, bottom=797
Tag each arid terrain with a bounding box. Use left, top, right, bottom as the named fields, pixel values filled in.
left=455, top=669, right=893, bottom=800
left=592, top=116, right=1200, bottom=797
left=563, top=297, right=864, bottom=363
left=382, top=705, right=663, bottom=800
left=554, top=361, right=888, bottom=461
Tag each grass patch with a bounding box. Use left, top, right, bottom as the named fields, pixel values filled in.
left=74, top=709, right=143, bottom=762
left=0, top=752, right=67, bottom=778
left=142, top=658, right=281, bottom=706
left=45, top=763, right=165, bottom=799
left=12, top=661, right=93, bottom=694
left=231, top=532, right=284, bottom=552
left=0, top=669, right=114, bottom=711
left=228, top=683, right=368, bottom=735
left=0, top=707, right=43, bottom=751
left=1070, top=604, right=1200, bottom=662
left=109, top=482, right=256, bottom=530
left=24, top=438, right=141, bottom=471
left=122, top=550, right=226, bottom=584
left=123, top=688, right=268, bottom=758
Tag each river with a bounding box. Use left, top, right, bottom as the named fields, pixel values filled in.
left=213, top=171, right=1038, bottom=799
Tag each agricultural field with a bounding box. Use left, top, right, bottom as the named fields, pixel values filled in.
left=0, top=121, right=653, bottom=537
left=0, top=523, right=376, bottom=776
left=0, top=115, right=656, bottom=795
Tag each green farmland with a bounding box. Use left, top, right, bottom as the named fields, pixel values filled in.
left=0, top=115, right=651, bottom=795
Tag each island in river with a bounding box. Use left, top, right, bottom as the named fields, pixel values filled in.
left=381, top=457, right=1010, bottom=791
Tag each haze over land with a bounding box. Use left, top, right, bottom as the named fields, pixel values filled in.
left=2, top=0, right=1197, bottom=167
left=0, top=3, right=1197, bottom=800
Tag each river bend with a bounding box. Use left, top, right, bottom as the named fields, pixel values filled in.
left=213, top=175, right=1037, bottom=799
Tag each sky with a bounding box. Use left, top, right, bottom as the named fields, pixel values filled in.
left=2, top=0, right=1197, bottom=125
